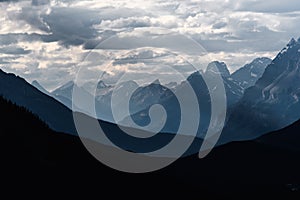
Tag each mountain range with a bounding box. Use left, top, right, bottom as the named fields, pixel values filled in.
left=231, top=57, right=272, bottom=90
left=30, top=57, right=270, bottom=138
left=119, top=58, right=270, bottom=137
left=0, top=69, right=77, bottom=135
left=1, top=38, right=300, bottom=146
left=40, top=57, right=270, bottom=113
left=1, top=38, right=300, bottom=197
left=221, top=38, right=300, bottom=143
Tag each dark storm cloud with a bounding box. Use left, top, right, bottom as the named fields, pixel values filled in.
left=13, top=4, right=150, bottom=47
left=40, top=7, right=101, bottom=46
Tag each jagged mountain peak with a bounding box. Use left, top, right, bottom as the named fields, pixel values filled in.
left=231, top=57, right=271, bottom=90
left=32, top=80, right=47, bottom=89
left=32, top=80, right=39, bottom=85
left=222, top=37, right=300, bottom=143
left=151, top=79, right=161, bottom=85
left=97, top=80, right=111, bottom=89
left=31, top=80, right=50, bottom=95
left=278, top=37, right=300, bottom=57
left=257, top=37, right=300, bottom=88
left=287, top=38, right=297, bottom=47
left=206, top=61, right=230, bottom=78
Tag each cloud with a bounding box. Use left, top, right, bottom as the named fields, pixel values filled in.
left=212, top=22, right=227, bottom=29
left=31, top=0, right=49, bottom=6
left=236, top=0, right=300, bottom=13
left=0, top=0, right=300, bottom=89
left=98, top=16, right=153, bottom=29
left=0, top=46, right=31, bottom=54
left=0, top=0, right=20, bottom=2
left=39, top=7, right=101, bottom=46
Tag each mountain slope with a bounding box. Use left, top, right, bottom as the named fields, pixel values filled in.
left=51, top=81, right=94, bottom=114
left=0, top=95, right=299, bottom=197
left=0, top=69, right=76, bottom=135
left=120, top=62, right=242, bottom=137
left=221, top=38, right=300, bottom=143
left=205, top=61, right=243, bottom=106
left=231, top=57, right=272, bottom=90
left=51, top=81, right=74, bottom=108
left=32, top=80, right=51, bottom=96
left=257, top=117, right=300, bottom=152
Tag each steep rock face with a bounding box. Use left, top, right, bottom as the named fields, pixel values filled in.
left=206, top=61, right=231, bottom=78
left=205, top=61, right=244, bottom=107
left=231, top=57, right=272, bottom=90
left=221, top=38, right=300, bottom=143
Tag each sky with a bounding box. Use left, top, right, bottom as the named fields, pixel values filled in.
left=0, top=0, right=300, bottom=90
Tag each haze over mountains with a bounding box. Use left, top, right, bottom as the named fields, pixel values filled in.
left=1, top=38, right=300, bottom=146
left=1, top=0, right=299, bottom=196
left=32, top=56, right=271, bottom=126
left=1, top=39, right=300, bottom=197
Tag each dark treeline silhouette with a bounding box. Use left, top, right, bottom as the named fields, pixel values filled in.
left=0, top=95, right=299, bottom=198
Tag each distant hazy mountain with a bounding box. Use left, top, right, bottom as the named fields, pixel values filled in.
left=221, top=38, right=300, bottom=143
left=129, top=79, right=173, bottom=114
left=165, top=81, right=177, bottom=90
left=0, top=69, right=76, bottom=135
left=95, top=80, right=141, bottom=122
left=122, top=80, right=181, bottom=133
left=51, top=81, right=75, bottom=109
left=51, top=81, right=95, bottom=116
left=52, top=81, right=74, bottom=101
left=95, top=80, right=114, bottom=97
left=32, top=80, right=51, bottom=96
left=231, top=57, right=272, bottom=90
left=206, top=61, right=243, bottom=106
left=120, top=61, right=244, bottom=137
left=47, top=60, right=261, bottom=128
left=206, top=61, right=230, bottom=78
left=50, top=79, right=142, bottom=122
